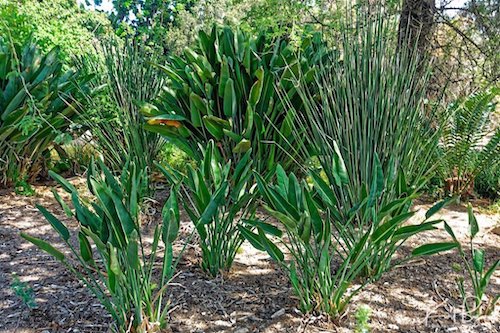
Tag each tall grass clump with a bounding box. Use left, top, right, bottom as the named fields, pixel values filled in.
left=75, top=41, right=165, bottom=185
left=286, top=9, right=439, bottom=206
left=279, top=8, right=443, bottom=277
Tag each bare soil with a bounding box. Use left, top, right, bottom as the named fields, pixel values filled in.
left=0, top=179, right=499, bottom=333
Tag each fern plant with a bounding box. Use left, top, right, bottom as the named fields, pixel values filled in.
left=440, top=88, right=500, bottom=197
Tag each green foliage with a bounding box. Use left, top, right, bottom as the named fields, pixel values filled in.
left=76, top=40, right=165, bottom=186
left=355, top=305, right=371, bottom=333
left=0, top=0, right=114, bottom=63
left=0, top=37, right=89, bottom=186
left=143, top=24, right=326, bottom=175
left=283, top=9, right=440, bottom=216
left=21, top=161, right=184, bottom=332
left=272, top=9, right=446, bottom=282
left=475, top=161, right=500, bottom=199
left=14, top=177, right=36, bottom=196
left=50, top=141, right=100, bottom=175
left=241, top=157, right=456, bottom=318
left=440, top=88, right=500, bottom=196
left=86, top=0, right=194, bottom=53
left=445, top=204, right=499, bottom=317
left=158, top=142, right=194, bottom=173
left=158, top=140, right=256, bottom=277
left=11, top=274, right=37, bottom=309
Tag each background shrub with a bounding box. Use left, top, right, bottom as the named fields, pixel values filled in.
left=0, top=37, right=89, bottom=186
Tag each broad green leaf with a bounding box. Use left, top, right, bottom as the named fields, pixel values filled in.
left=223, top=78, right=236, bottom=117
left=473, top=249, right=485, bottom=273
left=310, top=171, right=336, bottom=207
left=36, top=205, right=70, bottom=241
left=109, top=245, right=122, bottom=276
left=393, top=220, right=442, bottom=240
left=371, top=212, right=415, bottom=243
left=78, top=232, right=94, bottom=263
left=199, top=181, right=228, bottom=225
left=20, top=233, right=65, bottom=262
left=126, top=230, right=140, bottom=269
left=233, top=139, right=251, bottom=153
left=238, top=225, right=265, bottom=251
left=332, top=141, right=349, bottom=185
left=425, top=196, right=455, bottom=219
left=189, top=92, right=205, bottom=126
left=468, top=204, right=479, bottom=238
left=481, top=260, right=499, bottom=290
left=443, top=222, right=458, bottom=243
left=162, top=190, right=180, bottom=244
left=242, top=219, right=282, bottom=237
left=259, top=229, right=284, bottom=262
left=304, top=189, right=322, bottom=240
left=264, top=205, right=297, bottom=230
left=48, top=170, right=77, bottom=193
left=412, top=242, right=458, bottom=257
left=248, top=68, right=264, bottom=107
left=51, top=188, right=73, bottom=217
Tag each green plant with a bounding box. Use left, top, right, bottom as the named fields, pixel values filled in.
left=11, top=273, right=37, bottom=309
left=14, top=178, right=36, bottom=196
left=51, top=141, right=100, bottom=175
left=0, top=36, right=89, bottom=186
left=158, top=140, right=256, bottom=277
left=0, top=0, right=115, bottom=63
left=143, top=25, right=326, bottom=175
left=355, top=305, right=371, bottom=333
left=280, top=9, right=440, bottom=220
left=75, top=40, right=165, bottom=187
left=241, top=157, right=457, bottom=318
left=445, top=204, right=499, bottom=317
left=474, top=158, right=500, bottom=199
left=440, top=88, right=500, bottom=197
left=21, top=161, right=184, bottom=332
left=158, top=142, right=194, bottom=173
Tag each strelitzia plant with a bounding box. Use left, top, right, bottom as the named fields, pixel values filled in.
left=158, top=140, right=257, bottom=277
left=142, top=25, right=327, bottom=176
left=21, top=161, right=184, bottom=332
left=0, top=37, right=89, bottom=185
left=241, top=148, right=458, bottom=319
left=445, top=204, right=499, bottom=317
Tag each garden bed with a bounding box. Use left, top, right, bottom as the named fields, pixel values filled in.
left=0, top=179, right=499, bottom=333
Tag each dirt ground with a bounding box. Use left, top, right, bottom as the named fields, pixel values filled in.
left=0, top=178, right=499, bottom=333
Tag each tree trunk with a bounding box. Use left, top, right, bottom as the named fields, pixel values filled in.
left=398, top=0, right=436, bottom=57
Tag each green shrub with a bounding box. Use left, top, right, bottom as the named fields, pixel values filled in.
left=158, top=140, right=257, bottom=277
left=440, top=88, right=500, bottom=197
left=355, top=305, right=371, bottom=333
left=143, top=25, right=326, bottom=175
left=474, top=161, right=500, bottom=199
left=21, top=161, right=184, bottom=332
left=241, top=155, right=457, bottom=318
left=0, top=37, right=89, bottom=186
